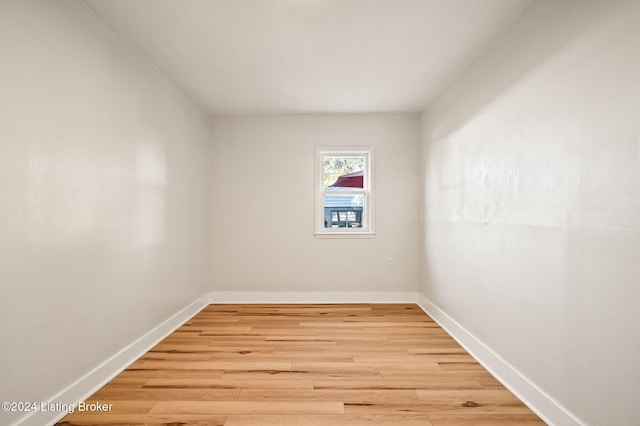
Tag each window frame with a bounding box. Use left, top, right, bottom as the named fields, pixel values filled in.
left=315, top=147, right=375, bottom=238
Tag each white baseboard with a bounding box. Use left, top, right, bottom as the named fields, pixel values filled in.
left=15, top=293, right=210, bottom=426
left=417, top=294, right=584, bottom=426
left=209, top=291, right=418, bottom=304
left=17, top=291, right=576, bottom=425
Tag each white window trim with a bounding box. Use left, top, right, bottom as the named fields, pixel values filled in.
left=315, top=147, right=375, bottom=238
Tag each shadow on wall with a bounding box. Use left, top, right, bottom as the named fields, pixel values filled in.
left=423, top=0, right=625, bottom=142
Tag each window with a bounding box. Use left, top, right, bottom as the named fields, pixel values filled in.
left=315, top=147, right=374, bottom=237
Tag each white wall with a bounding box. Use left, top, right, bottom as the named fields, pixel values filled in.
left=211, top=114, right=419, bottom=296
left=0, top=1, right=211, bottom=424
left=419, top=0, right=640, bottom=424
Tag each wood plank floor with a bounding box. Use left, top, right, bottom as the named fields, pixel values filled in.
left=58, top=304, right=545, bottom=425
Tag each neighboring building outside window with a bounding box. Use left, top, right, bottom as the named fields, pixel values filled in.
left=315, top=147, right=374, bottom=237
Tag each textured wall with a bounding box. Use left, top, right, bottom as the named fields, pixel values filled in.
left=419, top=0, right=640, bottom=424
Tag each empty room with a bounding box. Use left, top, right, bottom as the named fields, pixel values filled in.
left=1, top=0, right=639, bottom=425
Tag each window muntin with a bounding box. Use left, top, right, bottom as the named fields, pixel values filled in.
left=316, top=148, right=374, bottom=236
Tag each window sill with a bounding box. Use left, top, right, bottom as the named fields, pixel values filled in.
left=314, top=232, right=376, bottom=239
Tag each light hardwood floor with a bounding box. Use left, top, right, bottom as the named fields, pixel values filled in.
left=58, top=304, right=545, bottom=425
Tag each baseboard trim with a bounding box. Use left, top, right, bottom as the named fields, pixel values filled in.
left=17, top=291, right=577, bottom=425
left=417, top=294, right=583, bottom=426
left=209, top=291, right=418, bottom=304
left=16, top=293, right=210, bottom=426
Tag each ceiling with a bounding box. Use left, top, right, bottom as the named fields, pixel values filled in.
left=85, top=0, right=532, bottom=117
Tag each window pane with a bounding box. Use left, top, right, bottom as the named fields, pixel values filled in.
left=323, top=156, right=365, bottom=189
left=316, top=148, right=373, bottom=236
left=323, top=194, right=364, bottom=228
